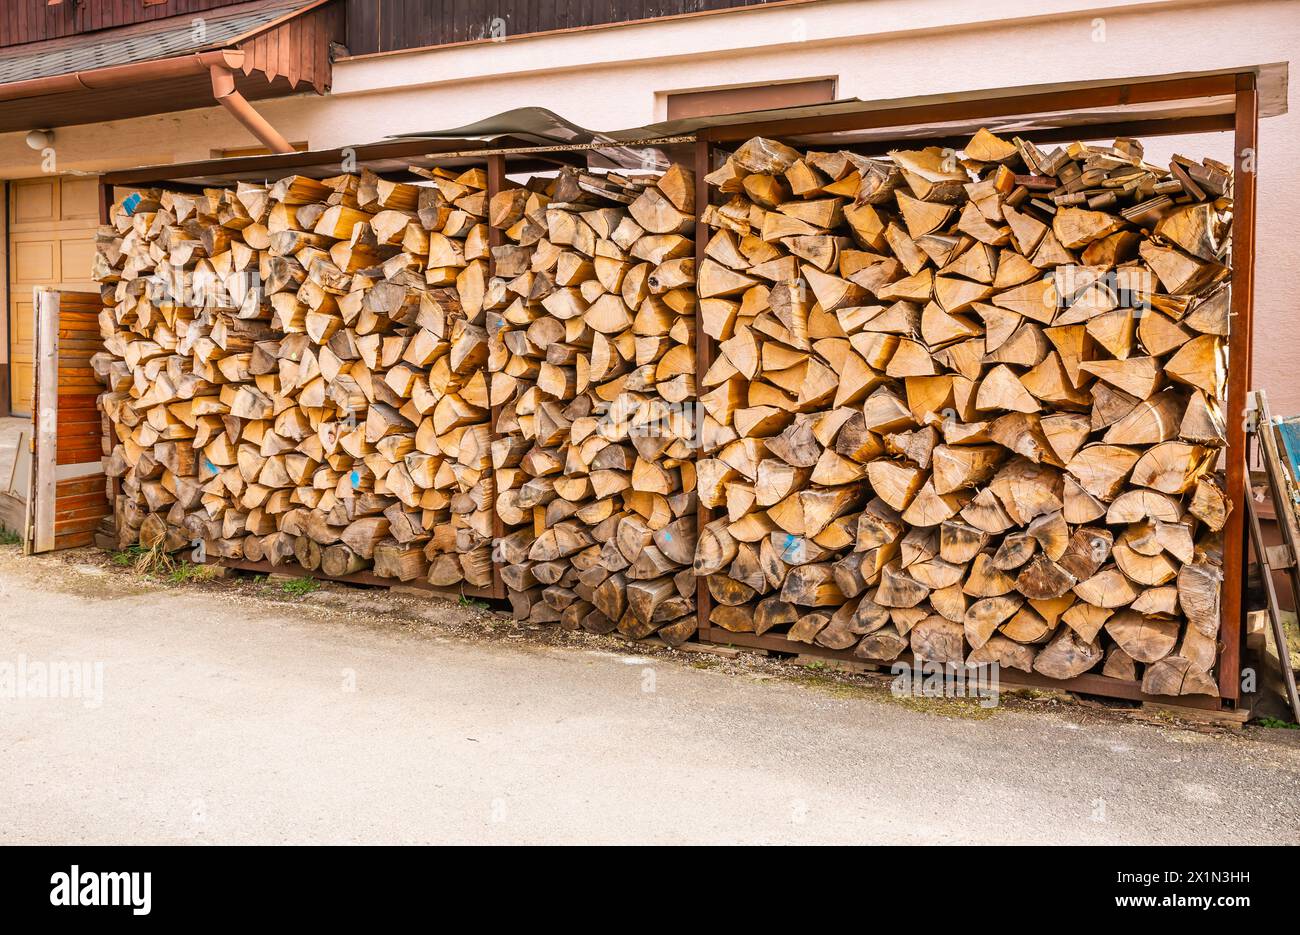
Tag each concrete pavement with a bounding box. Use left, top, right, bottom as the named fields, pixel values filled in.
left=1, top=546, right=1297, bottom=844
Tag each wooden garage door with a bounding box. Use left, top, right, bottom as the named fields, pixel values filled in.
left=8, top=176, right=99, bottom=415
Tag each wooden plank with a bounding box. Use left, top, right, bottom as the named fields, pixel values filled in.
left=203, top=556, right=498, bottom=601
left=1219, top=73, right=1259, bottom=700
left=708, top=629, right=1227, bottom=711
left=701, top=74, right=1240, bottom=143
left=1140, top=701, right=1248, bottom=727
left=29, top=289, right=58, bottom=553
left=23, top=287, right=110, bottom=553
left=55, top=476, right=106, bottom=496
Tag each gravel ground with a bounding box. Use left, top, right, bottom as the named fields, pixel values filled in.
left=1, top=544, right=1298, bottom=844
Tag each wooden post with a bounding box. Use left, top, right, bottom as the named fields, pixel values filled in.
left=1219, top=71, right=1259, bottom=703
left=98, top=178, right=115, bottom=225
left=29, top=289, right=59, bottom=553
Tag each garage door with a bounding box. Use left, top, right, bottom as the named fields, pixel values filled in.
left=8, top=176, right=100, bottom=415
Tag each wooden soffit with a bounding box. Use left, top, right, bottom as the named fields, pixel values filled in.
left=0, top=0, right=342, bottom=134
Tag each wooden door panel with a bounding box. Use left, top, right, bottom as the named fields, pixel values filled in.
left=60, top=239, right=96, bottom=285
left=25, top=289, right=108, bottom=553
left=60, top=177, right=100, bottom=221
left=13, top=239, right=57, bottom=281
left=12, top=177, right=58, bottom=225
left=7, top=176, right=99, bottom=415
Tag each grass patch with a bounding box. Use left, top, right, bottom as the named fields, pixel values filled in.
left=110, top=543, right=152, bottom=566
left=109, top=542, right=218, bottom=585
left=167, top=563, right=221, bottom=585
left=458, top=595, right=489, bottom=611
left=1256, top=716, right=1299, bottom=730
left=279, top=577, right=320, bottom=597
left=0, top=526, right=20, bottom=546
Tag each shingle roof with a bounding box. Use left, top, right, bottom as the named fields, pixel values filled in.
left=0, top=0, right=312, bottom=86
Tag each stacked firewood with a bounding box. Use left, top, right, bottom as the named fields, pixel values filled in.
left=488, top=165, right=699, bottom=642
left=91, top=165, right=495, bottom=588
left=695, top=130, right=1232, bottom=695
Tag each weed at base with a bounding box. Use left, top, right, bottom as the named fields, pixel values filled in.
left=167, top=564, right=221, bottom=585
left=1256, top=716, right=1299, bottom=730
left=110, top=541, right=180, bottom=577
left=280, top=577, right=320, bottom=598
left=111, top=546, right=147, bottom=567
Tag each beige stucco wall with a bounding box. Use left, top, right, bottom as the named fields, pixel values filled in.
left=0, top=0, right=1294, bottom=410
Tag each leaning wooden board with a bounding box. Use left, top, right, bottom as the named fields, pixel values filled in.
left=25, top=289, right=111, bottom=553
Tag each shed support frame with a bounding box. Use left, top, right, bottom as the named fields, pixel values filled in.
left=95, top=69, right=1263, bottom=707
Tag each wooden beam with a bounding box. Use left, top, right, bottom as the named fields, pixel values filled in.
left=1220, top=72, right=1259, bottom=702
left=702, top=73, right=1239, bottom=142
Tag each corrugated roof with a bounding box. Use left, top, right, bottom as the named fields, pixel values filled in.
left=0, top=0, right=312, bottom=86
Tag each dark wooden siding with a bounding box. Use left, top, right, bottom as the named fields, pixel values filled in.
left=345, top=0, right=784, bottom=56
left=239, top=0, right=344, bottom=91
left=0, top=0, right=254, bottom=47
left=3, top=0, right=786, bottom=57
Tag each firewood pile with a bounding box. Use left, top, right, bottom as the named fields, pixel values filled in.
left=488, top=165, right=699, bottom=643
left=695, top=130, right=1232, bottom=695
left=88, top=125, right=1240, bottom=697
left=91, top=166, right=495, bottom=589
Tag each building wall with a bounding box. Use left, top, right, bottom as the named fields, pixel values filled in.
left=0, top=0, right=1295, bottom=410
